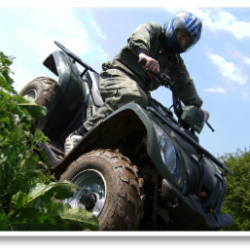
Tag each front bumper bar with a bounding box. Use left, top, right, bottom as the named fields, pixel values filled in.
left=161, top=179, right=234, bottom=230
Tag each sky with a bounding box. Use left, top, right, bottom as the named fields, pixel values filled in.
left=0, top=2, right=250, bottom=158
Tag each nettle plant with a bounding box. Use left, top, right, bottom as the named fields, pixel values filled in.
left=0, top=52, right=98, bottom=231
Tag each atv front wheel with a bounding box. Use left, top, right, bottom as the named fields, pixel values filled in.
left=59, top=149, right=145, bottom=230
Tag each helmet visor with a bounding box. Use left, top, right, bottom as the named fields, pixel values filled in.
left=175, top=28, right=194, bottom=52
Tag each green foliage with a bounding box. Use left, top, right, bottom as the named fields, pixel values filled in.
left=0, top=52, right=99, bottom=231
left=3, top=182, right=76, bottom=231
left=0, top=52, right=14, bottom=91
left=19, top=95, right=48, bottom=119
left=221, top=148, right=250, bottom=231
left=59, top=205, right=99, bottom=231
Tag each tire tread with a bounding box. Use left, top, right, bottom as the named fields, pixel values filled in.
left=60, top=149, right=144, bottom=230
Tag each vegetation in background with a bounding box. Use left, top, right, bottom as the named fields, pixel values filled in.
left=221, top=148, right=250, bottom=231
left=0, top=52, right=98, bottom=231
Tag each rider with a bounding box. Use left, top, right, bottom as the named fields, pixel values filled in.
left=64, top=11, right=210, bottom=155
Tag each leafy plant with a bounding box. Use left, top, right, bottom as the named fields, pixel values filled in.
left=0, top=52, right=98, bottom=231
left=221, top=148, right=250, bottom=231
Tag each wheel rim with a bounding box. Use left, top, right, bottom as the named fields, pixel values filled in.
left=64, top=169, right=107, bottom=217
left=24, top=89, right=37, bottom=99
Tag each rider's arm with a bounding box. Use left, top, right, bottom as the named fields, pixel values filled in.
left=169, top=55, right=203, bottom=108
left=127, top=22, right=162, bottom=75
left=127, top=22, right=162, bottom=58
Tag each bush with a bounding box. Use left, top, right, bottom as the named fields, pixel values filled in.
left=0, top=52, right=98, bottom=231
left=221, top=148, right=250, bottom=231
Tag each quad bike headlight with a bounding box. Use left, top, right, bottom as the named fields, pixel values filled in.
left=153, top=121, right=181, bottom=181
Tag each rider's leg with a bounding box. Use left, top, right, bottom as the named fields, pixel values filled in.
left=64, top=68, right=148, bottom=155
left=84, top=68, right=149, bottom=130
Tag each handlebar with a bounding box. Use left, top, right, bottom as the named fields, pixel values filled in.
left=138, top=57, right=183, bottom=118
left=138, top=58, right=173, bottom=88
left=138, top=57, right=215, bottom=132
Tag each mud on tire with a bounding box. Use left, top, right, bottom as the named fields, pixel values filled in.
left=59, top=149, right=145, bottom=230
left=19, top=76, right=57, bottom=106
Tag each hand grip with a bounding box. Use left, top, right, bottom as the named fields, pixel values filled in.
left=206, top=121, right=215, bottom=132
left=138, top=57, right=147, bottom=67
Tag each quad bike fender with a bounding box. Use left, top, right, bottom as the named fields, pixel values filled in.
left=56, top=103, right=181, bottom=189
left=101, top=103, right=185, bottom=190
left=43, top=51, right=86, bottom=110
left=107, top=103, right=174, bottom=177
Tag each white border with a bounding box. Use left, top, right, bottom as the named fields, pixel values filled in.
left=0, top=0, right=250, bottom=7
left=0, top=232, right=250, bottom=237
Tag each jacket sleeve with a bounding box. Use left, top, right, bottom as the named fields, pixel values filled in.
left=127, top=22, right=162, bottom=57
left=169, top=55, right=203, bottom=108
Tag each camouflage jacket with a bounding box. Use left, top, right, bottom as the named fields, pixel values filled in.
left=102, top=21, right=203, bottom=108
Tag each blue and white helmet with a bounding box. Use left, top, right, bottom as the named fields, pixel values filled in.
left=164, top=11, right=202, bottom=53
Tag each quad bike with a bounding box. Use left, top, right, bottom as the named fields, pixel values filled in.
left=19, top=41, right=234, bottom=230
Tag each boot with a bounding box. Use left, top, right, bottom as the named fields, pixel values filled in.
left=64, top=126, right=88, bottom=156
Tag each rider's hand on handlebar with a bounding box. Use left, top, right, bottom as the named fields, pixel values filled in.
left=203, top=110, right=210, bottom=121
left=139, top=53, right=160, bottom=78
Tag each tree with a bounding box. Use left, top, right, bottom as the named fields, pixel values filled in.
left=221, top=148, right=250, bottom=231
